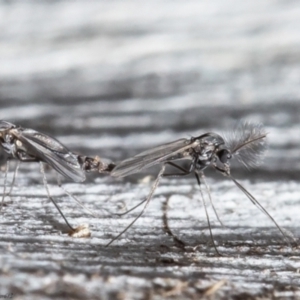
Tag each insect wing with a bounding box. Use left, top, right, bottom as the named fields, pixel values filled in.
left=0, top=120, right=15, bottom=131
left=112, top=138, right=196, bottom=177
left=15, top=129, right=86, bottom=182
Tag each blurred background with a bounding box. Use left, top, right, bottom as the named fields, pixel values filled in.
left=1, top=1, right=300, bottom=298
left=1, top=1, right=300, bottom=171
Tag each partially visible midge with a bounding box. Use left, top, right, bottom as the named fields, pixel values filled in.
left=0, top=120, right=115, bottom=231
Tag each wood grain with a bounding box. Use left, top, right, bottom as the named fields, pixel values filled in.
left=0, top=1, right=300, bottom=299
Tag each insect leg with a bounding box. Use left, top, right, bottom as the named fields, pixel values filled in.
left=112, top=161, right=189, bottom=217
left=1, top=161, right=21, bottom=211
left=162, top=194, right=186, bottom=249
left=113, top=162, right=194, bottom=217
left=58, top=183, right=98, bottom=218
left=113, top=162, right=193, bottom=216
left=162, top=162, right=193, bottom=177
left=164, top=161, right=226, bottom=227
left=106, top=164, right=166, bottom=247
left=200, top=173, right=225, bottom=227
left=195, top=172, right=221, bottom=256
left=7, top=161, right=20, bottom=197
left=229, top=174, right=293, bottom=245
left=1, top=160, right=9, bottom=211
left=40, top=162, right=75, bottom=231
left=111, top=197, right=148, bottom=216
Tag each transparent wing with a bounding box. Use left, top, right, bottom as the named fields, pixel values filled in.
left=14, top=129, right=86, bottom=182
left=111, top=138, right=196, bottom=177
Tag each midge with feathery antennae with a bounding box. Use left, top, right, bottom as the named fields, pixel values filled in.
left=108, top=120, right=290, bottom=252
left=0, top=120, right=115, bottom=232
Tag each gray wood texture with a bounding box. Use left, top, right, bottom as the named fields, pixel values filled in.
left=1, top=1, right=300, bottom=299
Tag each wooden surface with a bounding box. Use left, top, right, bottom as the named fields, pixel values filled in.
left=1, top=1, right=300, bottom=299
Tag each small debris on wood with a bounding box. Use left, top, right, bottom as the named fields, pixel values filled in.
left=68, top=224, right=91, bottom=238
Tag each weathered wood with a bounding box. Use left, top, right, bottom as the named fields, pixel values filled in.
left=0, top=1, right=300, bottom=299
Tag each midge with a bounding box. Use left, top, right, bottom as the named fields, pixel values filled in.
left=109, top=121, right=288, bottom=252
left=0, top=120, right=114, bottom=231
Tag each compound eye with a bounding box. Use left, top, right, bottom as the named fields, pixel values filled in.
left=218, top=149, right=232, bottom=164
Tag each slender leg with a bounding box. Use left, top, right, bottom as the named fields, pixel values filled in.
left=228, top=174, right=293, bottom=245
left=162, top=195, right=185, bottom=249
left=7, top=161, right=20, bottom=197
left=164, top=162, right=225, bottom=226
left=195, top=172, right=221, bottom=256
left=200, top=172, right=225, bottom=227
left=56, top=173, right=96, bottom=216
left=1, top=160, right=9, bottom=211
left=106, top=164, right=166, bottom=247
left=112, top=197, right=148, bottom=216
left=162, top=162, right=193, bottom=177
left=114, top=162, right=193, bottom=217
left=40, top=162, right=75, bottom=231
left=59, top=184, right=98, bottom=218
left=215, top=166, right=294, bottom=245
